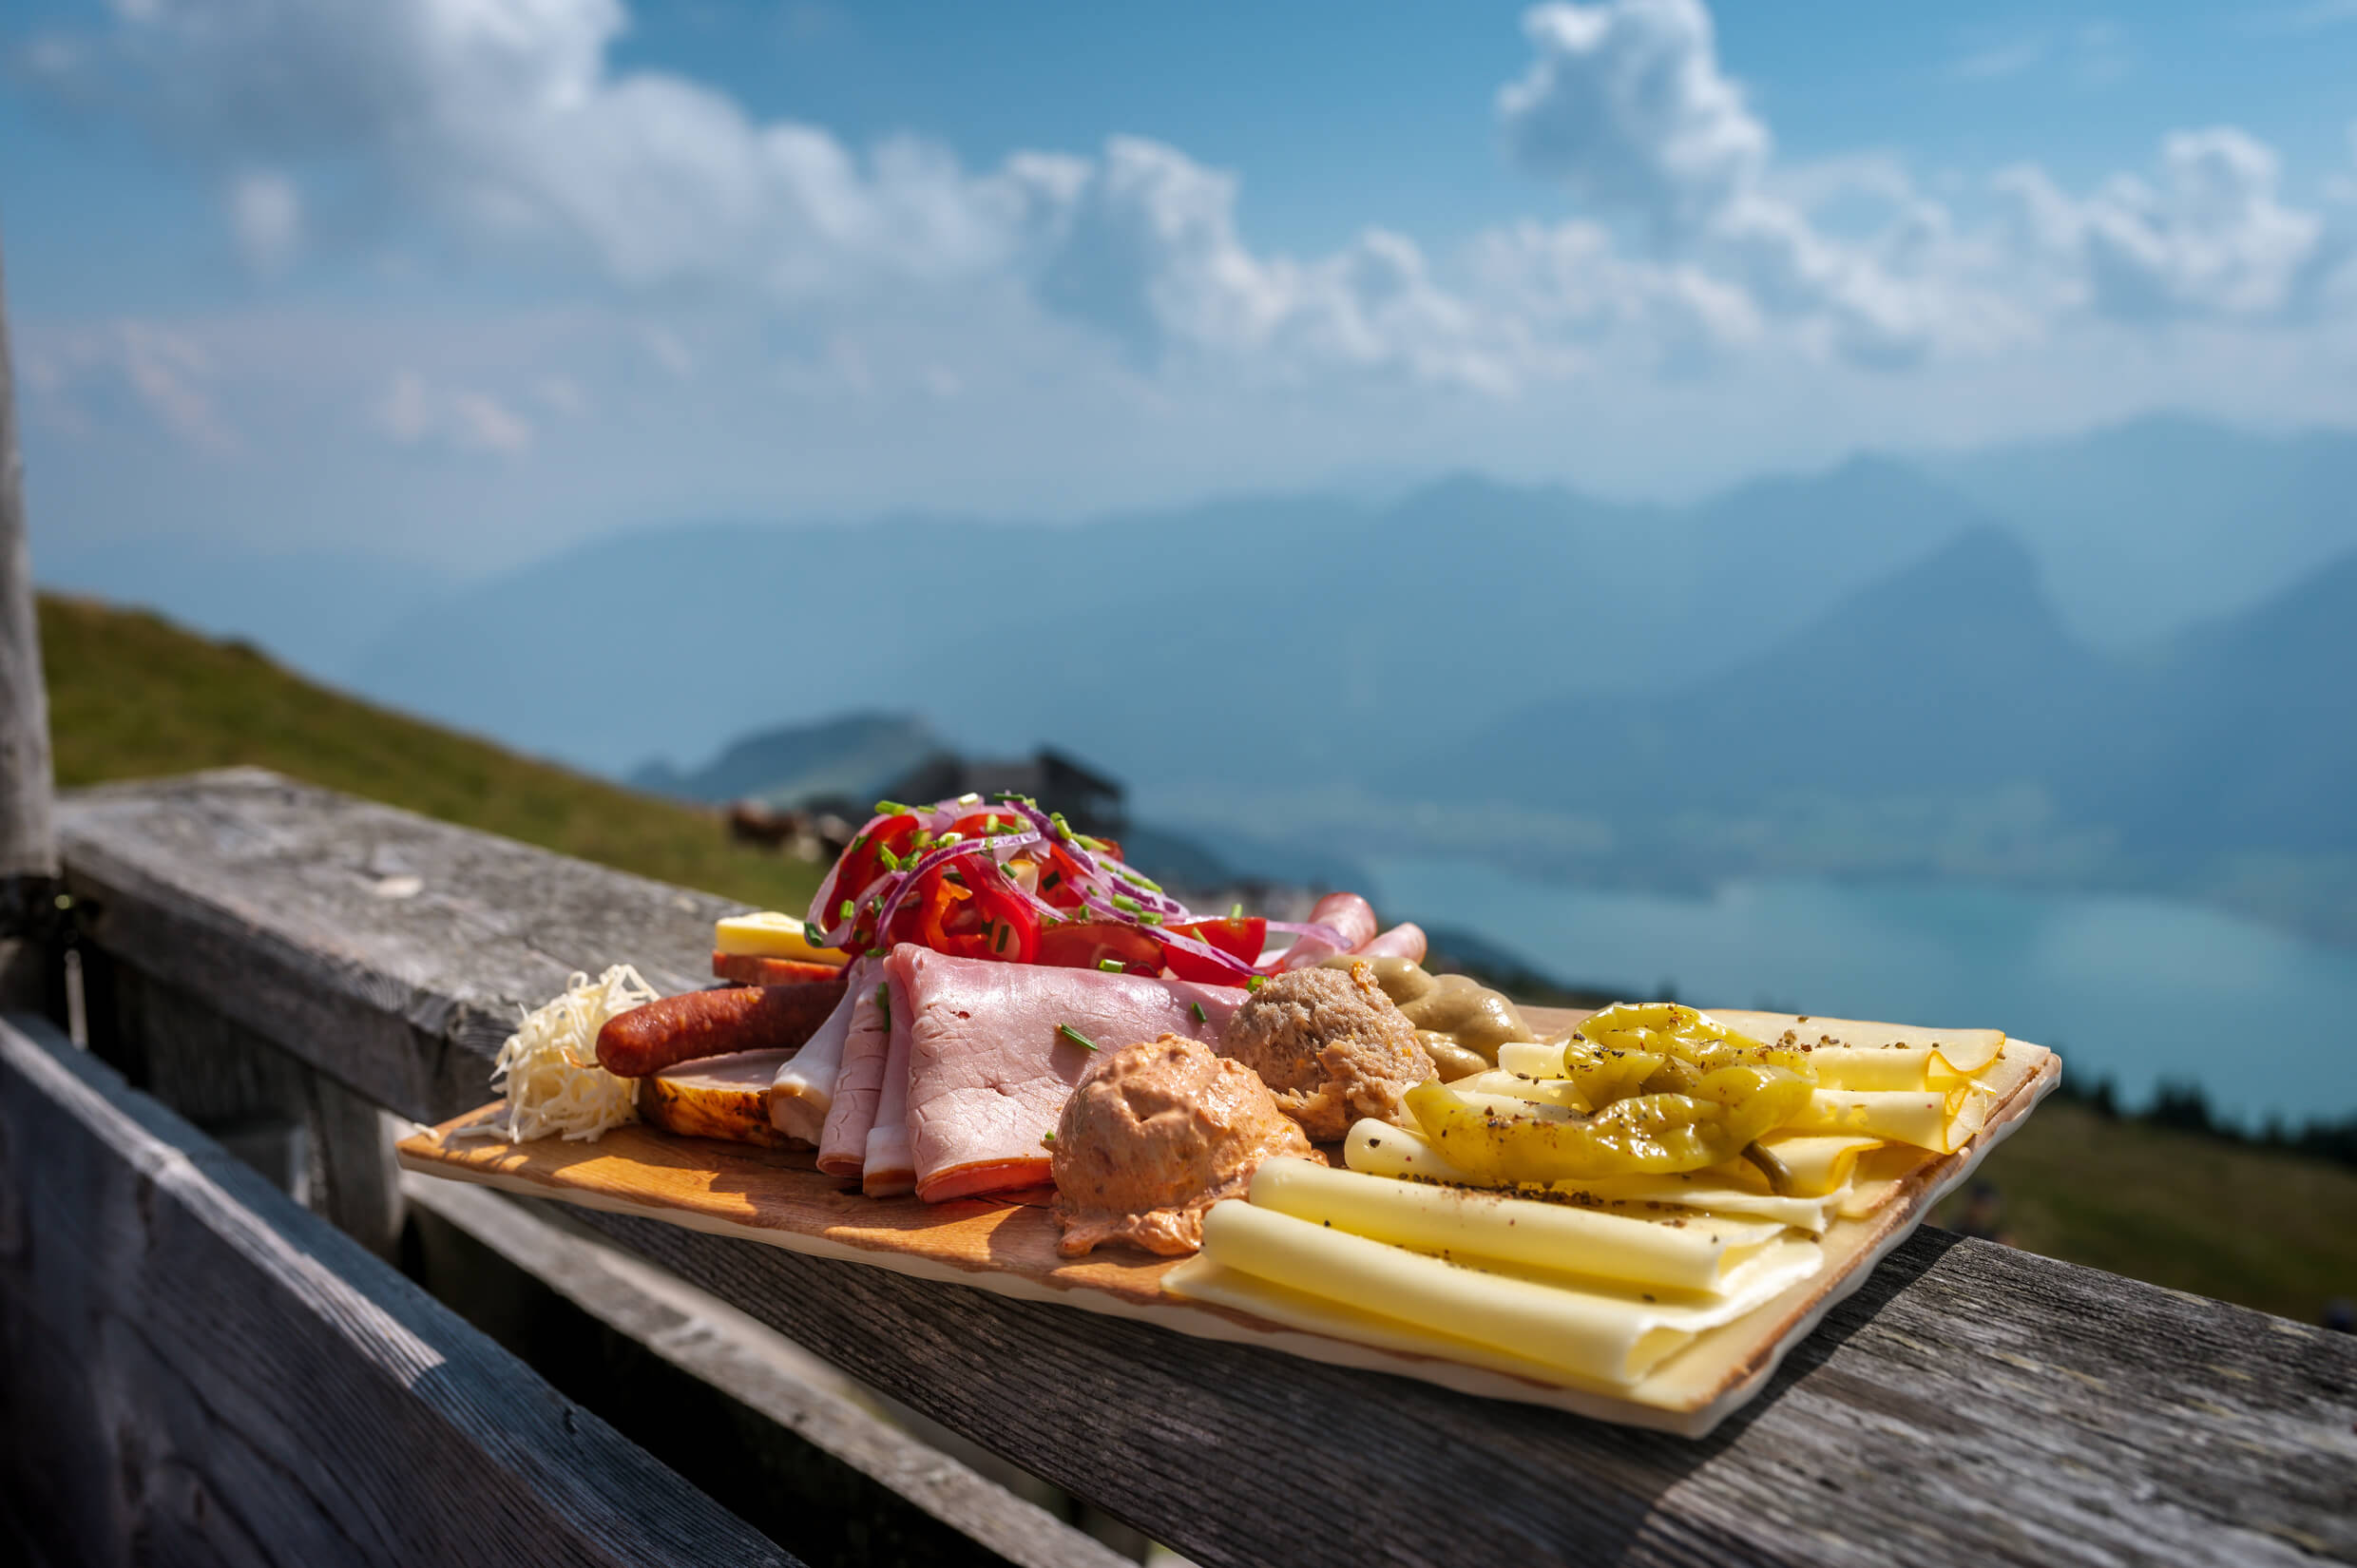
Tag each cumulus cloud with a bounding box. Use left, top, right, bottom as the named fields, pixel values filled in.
left=1500, top=0, right=1765, bottom=243
left=22, top=0, right=2352, bottom=422
left=1999, top=130, right=2327, bottom=320
left=1490, top=0, right=2011, bottom=366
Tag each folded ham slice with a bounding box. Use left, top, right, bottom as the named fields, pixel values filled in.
left=817, top=982, right=892, bottom=1179
left=892, top=946, right=1245, bottom=1203
left=771, top=955, right=881, bottom=1143
left=862, top=988, right=917, bottom=1198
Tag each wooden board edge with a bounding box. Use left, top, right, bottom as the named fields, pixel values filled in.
left=397, top=1044, right=2060, bottom=1438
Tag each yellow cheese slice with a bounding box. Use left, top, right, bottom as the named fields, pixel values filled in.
left=714, top=911, right=849, bottom=966
left=1713, top=1011, right=2004, bottom=1075
left=1751, top=1132, right=1883, bottom=1196
left=1496, top=1040, right=1570, bottom=1079
left=1791, top=1081, right=1995, bottom=1153
left=1182, top=1200, right=1824, bottom=1386
left=1249, top=1158, right=1788, bottom=1294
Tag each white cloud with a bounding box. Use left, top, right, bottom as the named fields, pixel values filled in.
left=21, top=0, right=2355, bottom=478
left=373, top=371, right=533, bottom=455
left=228, top=169, right=302, bottom=275
left=1500, top=0, right=1766, bottom=243
left=1999, top=130, right=2326, bottom=320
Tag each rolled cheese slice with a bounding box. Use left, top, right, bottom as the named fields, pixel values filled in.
left=1447, top=1069, right=1589, bottom=1112
left=1750, top=1132, right=1883, bottom=1197
left=1713, top=1012, right=2003, bottom=1075
left=1186, top=1200, right=1823, bottom=1386
left=1792, top=1083, right=1996, bottom=1152
left=1250, top=1158, right=1788, bottom=1295
left=1342, top=1119, right=1843, bottom=1233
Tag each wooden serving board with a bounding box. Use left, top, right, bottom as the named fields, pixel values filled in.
left=398, top=1015, right=2058, bottom=1439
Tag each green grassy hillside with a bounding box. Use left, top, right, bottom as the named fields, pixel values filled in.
left=39, top=593, right=825, bottom=917
left=1933, top=1100, right=2357, bottom=1324
left=38, top=594, right=2357, bottom=1325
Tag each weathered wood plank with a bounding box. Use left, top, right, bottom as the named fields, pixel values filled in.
left=52, top=772, right=2357, bottom=1567
left=557, top=1203, right=2356, bottom=1568
left=0, top=1008, right=798, bottom=1568
left=0, top=236, right=51, bottom=889
left=406, top=1174, right=1132, bottom=1568
left=0, top=236, right=57, bottom=1013
left=59, top=769, right=725, bottom=1120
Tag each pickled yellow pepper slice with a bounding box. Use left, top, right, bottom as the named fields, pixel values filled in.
left=1407, top=1064, right=1818, bottom=1182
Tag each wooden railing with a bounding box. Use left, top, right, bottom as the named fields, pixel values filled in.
left=29, top=769, right=2357, bottom=1568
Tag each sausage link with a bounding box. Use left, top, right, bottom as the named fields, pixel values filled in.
left=1310, top=891, right=1379, bottom=951
left=596, top=978, right=849, bottom=1078
left=1352, top=922, right=1428, bottom=964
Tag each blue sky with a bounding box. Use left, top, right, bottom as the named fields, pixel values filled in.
left=5, top=0, right=2356, bottom=573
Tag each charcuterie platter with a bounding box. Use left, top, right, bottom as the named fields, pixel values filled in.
left=401, top=1027, right=2052, bottom=1435
left=395, top=791, right=2063, bottom=1437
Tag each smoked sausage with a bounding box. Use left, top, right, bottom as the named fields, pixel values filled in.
left=1352, top=921, right=1428, bottom=964
left=597, top=978, right=848, bottom=1078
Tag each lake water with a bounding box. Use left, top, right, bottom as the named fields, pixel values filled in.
left=1365, top=856, right=2357, bottom=1127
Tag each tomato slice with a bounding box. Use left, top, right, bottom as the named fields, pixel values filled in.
left=830, top=813, right=920, bottom=947
left=1034, top=920, right=1163, bottom=975
left=1163, top=916, right=1266, bottom=982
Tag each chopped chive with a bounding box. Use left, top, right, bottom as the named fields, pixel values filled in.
left=1246, top=975, right=1266, bottom=991
left=1122, top=869, right=1164, bottom=893
left=839, top=899, right=854, bottom=921
left=937, top=832, right=963, bottom=847
left=878, top=846, right=902, bottom=872
left=1191, top=1001, right=1207, bottom=1023
left=994, top=923, right=1011, bottom=955
left=873, top=800, right=911, bottom=816
left=1097, top=958, right=1125, bottom=972
left=1230, top=902, right=1244, bottom=918
left=957, top=792, right=981, bottom=805
left=1139, top=911, right=1162, bottom=926
left=1057, top=1023, right=1099, bottom=1052
left=1040, top=1131, right=1058, bottom=1146
left=875, top=982, right=891, bottom=1028
left=1111, top=892, right=1142, bottom=914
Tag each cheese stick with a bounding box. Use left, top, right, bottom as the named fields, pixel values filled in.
left=1249, top=1158, right=1788, bottom=1294
left=1187, top=1201, right=1822, bottom=1386
left=1342, top=1119, right=1843, bottom=1232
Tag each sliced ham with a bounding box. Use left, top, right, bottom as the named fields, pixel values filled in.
left=892, top=946, right=1245, bottom=1203
left=770, top=955, right=880, bottom=1143
left=816, top=982, right=892, bottom=1179
left=862, top=978, right=917, bottom=1198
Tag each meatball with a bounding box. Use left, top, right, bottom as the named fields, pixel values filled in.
left=1051, top=1035, right=1313, bottom=1257
left=1219, top=962, right=1436, bottom=1141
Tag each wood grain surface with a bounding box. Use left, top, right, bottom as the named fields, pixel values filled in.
left=0, top=237, right=53, bottom=892
left=395, top=1042, right=2058, bottom=1434
left=54, top=773, right=2357, bottom=1567
left=0, top=1008, right=796, bottom=1567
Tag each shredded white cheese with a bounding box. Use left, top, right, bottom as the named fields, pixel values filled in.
left=479, top=965, right=661, bottom=1142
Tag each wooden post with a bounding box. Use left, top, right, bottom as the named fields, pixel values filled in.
left=0, top=233, right=59, bottom=1012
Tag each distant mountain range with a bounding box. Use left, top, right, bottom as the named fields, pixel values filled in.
left=32, top=411, right=2357, bottom=941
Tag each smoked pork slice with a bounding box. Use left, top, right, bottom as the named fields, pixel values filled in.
left=816, top=983, right=891, bottom=1179
left=892, top=947, right=1245, bottom=1202
left=863, top=971, right=918, bottom=1197
left=771, top=955, right=880, bottom=1143
left=640, top=1048, right=798, bottom=1148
